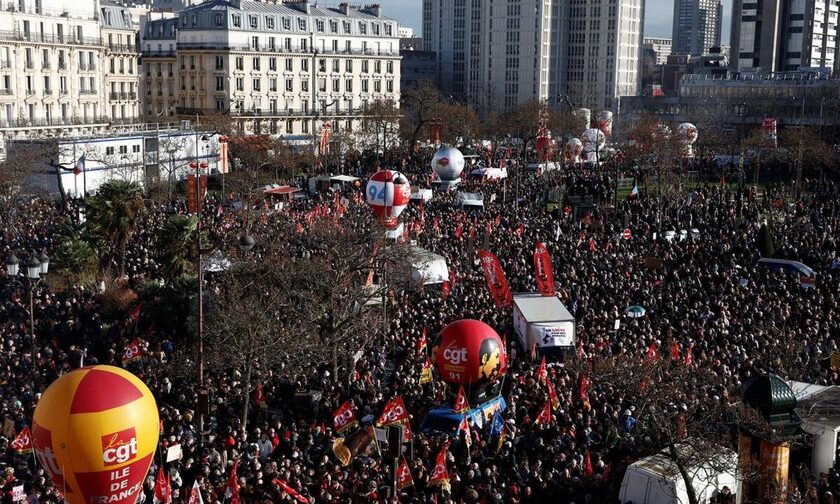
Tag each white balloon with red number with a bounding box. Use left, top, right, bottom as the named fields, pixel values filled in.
left=366, top=169, right=411, bottom=227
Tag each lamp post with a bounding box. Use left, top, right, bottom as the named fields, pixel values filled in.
left=6, top=252, right=49, bottom=360
left=191, top=134, right=210, bottom=440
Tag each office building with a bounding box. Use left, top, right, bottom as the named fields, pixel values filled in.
left=423, top=0, right=554, bottom=113
left=644, top=37, right=672, bottom=64
left=142, top=0, right=402, bottom=136
left=424, top=0, right=643, bottom=114
left=672, top=0, right=722, bottom=56
left=560, top=0, right=645, bottom=110
left=730, top=0, right=840, bottom=72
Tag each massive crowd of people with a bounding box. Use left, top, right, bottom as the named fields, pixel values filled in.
left=0, top=148, right=839, bottom=503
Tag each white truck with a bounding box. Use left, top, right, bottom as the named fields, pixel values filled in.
left=512, top=293, right=575, bottom=360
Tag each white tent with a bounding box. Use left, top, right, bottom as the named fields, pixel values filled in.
left=619, top=443, right=740, bottom=504
left=409, top=246, right=449, bottom=287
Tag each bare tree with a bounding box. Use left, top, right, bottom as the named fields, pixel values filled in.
left=360, top=99, right=401, bottom=153
left=399, top=80, right=442, bottom=146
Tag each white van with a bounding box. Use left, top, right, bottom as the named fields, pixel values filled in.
left=619, top=444, right=740, bottom=504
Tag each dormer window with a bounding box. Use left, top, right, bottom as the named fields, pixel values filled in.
left=330, top=20, right=337, bottom=33
left=298, top=18, right=306, bottom=30
left=316, top=20, right=324, bottom=32
left=343, top=21, right=351, bottom=33
left=249, top=16, right=258, bottom=29
left=266, top=17, right=275, bottom=29
left=372, top=23, right=380, bottom=35
left=232, top=14, right=241, bottom=28
left=385, top=24, right=392, bottom=36
left=215, top=13, right=223, bottom=28
left=359, top=22, right=367, bottom=35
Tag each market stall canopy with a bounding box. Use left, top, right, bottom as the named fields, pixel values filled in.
left=625, top=305, right=646, bottom=318
left=263, top=185, right=303, bottom=197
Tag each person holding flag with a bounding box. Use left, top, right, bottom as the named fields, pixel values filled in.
left=396, top=456, right=414, bottom=491
left=153, top=466, right=172, bottom=504
left=10, top=427, right=32, bottom=454
left=224, top=460, right=240, bottom=504
left=419, top=357, right=433, bottom=384
left=428, top=445, right=450, bottom=492
left=453, top=385, right=469, bottom=414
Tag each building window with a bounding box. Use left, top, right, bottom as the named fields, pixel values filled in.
left=385, top=24, right=392, bottom=36
left=236, top=78, right=244, bottom=91
left=373, top=23, right=380, bottom=35
left=249, top=16, right=258, bottom=29
left=285, top=58, right=292, bottom=71
left=236, top=57, right=243, bottom=70
left=330, top=20, right=338, bottom=33
left=361, top=80, right=368, bottom=92
left=269, top=78, right=277, bottom=91
left=285, top=79, right=293, bottom=92
left=301, top=80, right=308, bottom=92
left=252, top=57, right=260, bottom=71
left=216, top=99, right=225, bottom=111
left=332, top=60, right=340, bottom=72
left=386, top=61, right=394, bottom=74
left=359, top=23, right=367, bottom=35
left=316, top=20, right=324, bottom=32
left=302, top=59, right=309, bottom=72
left=106, top=147, right=115, bottom=155
left=215, top=13, right=223, bottom=27
left=215, top=56, right=224, bottom=70
left=386, top=80, right=393, bottom=92
left=253, top=78, right=260, bottom=91
left=345, top=60, right=353, bottom=72
left=374, top=80, right=381, bottom=92
left=345, top=79, right=353, bottom=92
left=282, top=18, right=290, bottom=30
left=298, top=18, right=306, bottom=30
left=343, top=21, right=351, bottom=34
left=266, top=17, right=275, bottom=30
left=216, top=77, right=224, bottom=91
left=232, top=15, right=241, bottom=27
left=332, top=78, right=340, bottom=92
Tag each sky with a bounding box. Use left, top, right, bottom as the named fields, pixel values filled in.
left=319, top=0, right=732, bottom=46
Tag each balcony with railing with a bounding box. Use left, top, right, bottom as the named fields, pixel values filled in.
left=107, top=43, right=140, bottom=54
left=0, top=30, right=103, bottom=47
left=175, top=42, right=400, bottom=57
left=24, top=60, right=33, bottom=69
left=141, top=49, right=176, bottom=58
left=0, top=89, right=12, bottom=95
left=0, top=115, right=111, bottom=129
left=25, top=89, right=35, bottom=96
left=175, top=106, right=367, bottom=118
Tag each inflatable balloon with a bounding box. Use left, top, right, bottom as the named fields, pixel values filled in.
left=678, top=123, right=698, bottom=157
left=433, top=319, right=507, bottom=386
left=581, top=128, right=606, bottom=163
left=565, top=138, right=583, bottom=164
left=597, top=111, right=613, bottom=138
left=366, top=169, right=410, bottom=227
left=574, top=108, right=591, bottom=131
left=431, top=147, right=465, bottom=181
left=32, top=365, right=159, bottom=504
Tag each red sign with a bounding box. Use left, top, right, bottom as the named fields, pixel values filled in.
left=533, top=242, right=556, bottom=297
left=186, top=174, right=208, bottom=214
left=477, top=250, right=513, bottom=309
left=622, top=229, right=632, bottom=240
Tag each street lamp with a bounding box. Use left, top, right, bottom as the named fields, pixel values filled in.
left=7, top=252, right=48, bottom=359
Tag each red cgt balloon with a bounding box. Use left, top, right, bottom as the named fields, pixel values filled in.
left=433, top=319, right=507, bottom=386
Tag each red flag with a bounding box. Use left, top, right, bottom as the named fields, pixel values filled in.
left=469, top=224, right=476, bottom=239
left=254, top=384, right=266, bottom=409
left=588, top=238, right=597, bottom=252
left=495, top=215, right=502, bottom=227
left=583, top=448, right=594, bottom=477
left=273, top=479, right=309, bottom=504
left=187, top=480, right=204, bottom=504
left=547, top=378, right=560, bottom=411
left=645, top=342, right=659, bottom=363
left=477, top=250, right=513, bottom=309
left=122, top=338, right=143, bottom=365
left=376, top=396, right=409, bottom=427
left=577, top=341, right=586, bottom=360
left=396, top=456, right=414, bottom=490
left=333, top=400, right=358, bottom=434
left=454, top=224, right=463, bottom=240
left=433, top=216, right=440, bottom=232
left=670, top=341, right=680, bottom=361
left=454, top=385, right=469, bottom=414
left=684, top=344, right=694, bottom=366
left=535, top=356, right=547, bottom=385
left=535, top=401, right=552, bottom=426
left=153, top=466, right=172, bottom=504
left=533, top=242, right=556, bottom=297
left=224, top=461, right=240, bottom=504
left=458, top=416, right=472, bottom=447
left=486, top=220, right=493, bottom=237
left=428, top=445, right=450, bottom=491
left=514, top=223, right=525, bottom=236
left=449, top=268, right=457, bottom=291
left=416, top=327, right=428, bottom=353
left=10, top=426, right=32, bottom=454
left=578, top=374, right=590, bottom=402
left=442, top=280, right=451, bottom=300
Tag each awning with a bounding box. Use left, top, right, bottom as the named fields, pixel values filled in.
left=264, top=185, right=302, bottom=196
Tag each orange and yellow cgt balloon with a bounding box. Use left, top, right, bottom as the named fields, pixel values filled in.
left=32, top=365, right=159, bottom=504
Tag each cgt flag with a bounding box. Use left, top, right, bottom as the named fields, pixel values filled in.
left=187, top=480, right=204, bottom=504
left=11, top=426, right=32, bottom=454
left=376, top=396, right=409, bottom=427
left=419, top=358, right=433, bottom=384
left=458, top=416, right=472, bottom=447
left=396, top=456, right=414, bottom=490
left=454, top=385, right=469, bottom=414
left=122, top=338, right=143, bottom=366
left=273, top=479, right=310, bottom=504
left=153, top=466, right=172, bottom=504
left=333, top=400, right=358, bottom=434
left=533, top=242, right=557, bottom=297
left=224, top=461, right=241, bottom=504
left=428, top=445, right=450, bottom=492
left=535, top=401, right=552, bottom=426
left=477, top=250, right=513, bottom=309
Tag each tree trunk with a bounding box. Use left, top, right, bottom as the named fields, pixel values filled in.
left=669, top=443, right=699, bottom=504
left=331, top=342, right=338, bottom=382
left=241, top=364, right=252, bottom=431
left=53, top=164, right=68, bottom=213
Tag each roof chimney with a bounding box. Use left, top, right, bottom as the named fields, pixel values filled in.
left=338, top=2, right=350, bottom=15
left=363, top=3, right=382, bottom=17
left=283, top=0, right=311, bottom=14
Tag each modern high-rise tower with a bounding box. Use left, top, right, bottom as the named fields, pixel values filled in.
left=730, top=0, right=840, bottom=72
left=423, top=0, right=644, bottom=114
left=671, top=0, right=722, bottom=56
